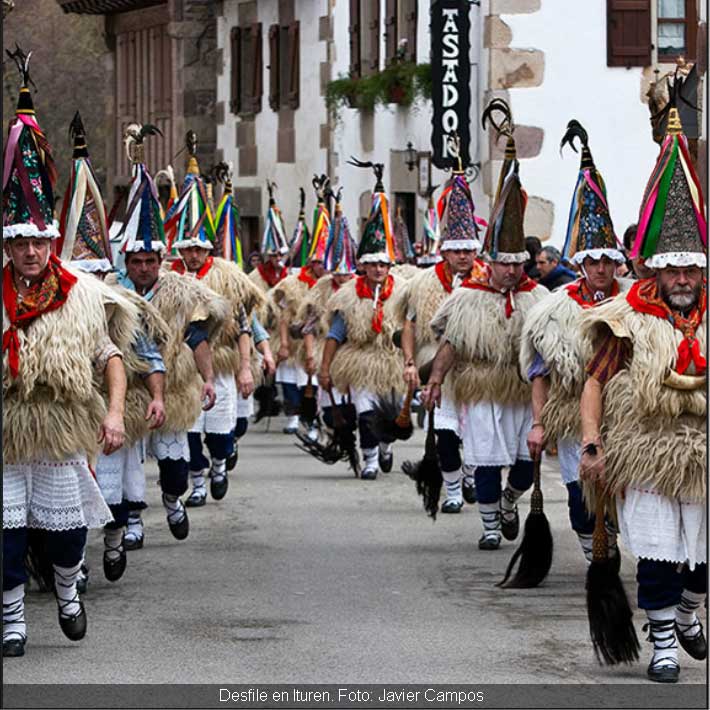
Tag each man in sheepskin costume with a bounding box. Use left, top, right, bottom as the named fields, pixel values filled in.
left=318, top=161, right=407, bottom=480
left=521, top=120, right=630, bottom=565
left=109, top=123, right=227, bottom=549
left=580, top=103, right=707, bottom=683
left=2, top=49, right=137, bottom=657
left=422, top=100, right=548, bottom=550
left=398, top=160, right=487, bottom=513
left=166, top=136, right=264, bottom=507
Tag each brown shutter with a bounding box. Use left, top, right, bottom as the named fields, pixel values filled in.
left=287, top=21, right=300, bottom=110
left=607, top=0, right=651, bottom=67
left=268, top=23, right=280, bottom=111
left=384, top=0, right=397, bottom=66
left=349, top=0, right=361, bottom=78
left=230, top=27, right=241, bottom=114
left=368, top=1, right=381, bottom=73
left=405, top=1, right=417, bottom=63
left=250, top=22, right=263, bottom=114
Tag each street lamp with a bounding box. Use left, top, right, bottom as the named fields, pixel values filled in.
left=404, top=141, right=417, bottom=171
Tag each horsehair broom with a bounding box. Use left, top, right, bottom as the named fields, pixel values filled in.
left=498, top=458, right=553, bottom=588
left=328, top=386, right=360, bottom=477
left=401, top=409, right=443, bottom=520
left=369, top=382, right=416, bottom=443
left=586, top=483, right=640, bottom=665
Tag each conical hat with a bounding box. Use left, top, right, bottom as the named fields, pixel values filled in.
left=3, top=46, right=59, bottom=240
left=631, top=102, right=706, bottom=269
left=287, top=187, right=310, bottom=268
left=481, top=99, right=528, bottom=263
left=393, top=205, right=414, bottom=263
left=417, top=189, right=441, bottom=265
left=308, top=175, right=331, bottom=262
left=58, top=112, right=112, bottom=272
left=213, top=162, right=243, bottom=268
left=560, top=120, right=624, bottom=265
left=166, top=131, right=217, bottom=252
left=324, top=189, right=357, bottom=274
left=261, top=180, right=289, bottom=256
left=115, top=122, right=167, bottom=255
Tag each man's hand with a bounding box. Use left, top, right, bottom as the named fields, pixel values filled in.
left=305, top=355, right=318, bottom=377
left=527, top=424, right=545, bottom=461
left=579, top=440, right=605, bottom=486
left=145, top=398, right=166, bottom=430
left=237, top=365, right=255, bottom=399
left=201, top=379, right=217, bottom=411
left=277, top=344, right=290, bottom=364
left=420, top=381, right=442, bottom=411
left=318, top=369, right=331, bottom=392
left=403, top=363, right=420, bottom=389
left=98, top=410, right=125, bottom=456
left=262, top=351, right=276, bottom=377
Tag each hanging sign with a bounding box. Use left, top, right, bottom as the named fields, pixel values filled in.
left=430, top=0, right=472, bottom=169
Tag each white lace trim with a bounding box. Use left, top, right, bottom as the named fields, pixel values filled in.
left=644, top=252, right=707, bottom=269
left=72, top=258, right=113, bottom=273
left=173, top=239, right=214, bottom=251
left=417, top=255, right=442, bottom=265
left=488, top=250, right=529, bottom=264
left=3, top=221, right=60, bottom=239
left=571, top=248, right=626, bottom=265
left=441, top=239, right=481, bottom=252
left=360, top=252, right=393, bottom=264
left=123, top=241, right=167, bottom=254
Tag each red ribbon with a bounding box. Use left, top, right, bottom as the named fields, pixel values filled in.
left=355, top=274, right=394, bottom=333
left=434, top=260, right=454, bottom=293
left=3, top=255, right=78, bottom=378
left=461, top=272, right=537, bottom=319
left=298, top=266, right=318, bottom=288
left=171, top=255, right=214, bottom=279
left=257, top=262, right=288, bottom=288
left=565, top=278, right=620, bottom=309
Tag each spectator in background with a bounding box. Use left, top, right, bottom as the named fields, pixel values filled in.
left=535, top=245, right=577, bottom=290
left=622, top=223, right=655, bottom=279
left=524, top=236, right=542, bottom=279
left=247, top=251, right=262, bottom=273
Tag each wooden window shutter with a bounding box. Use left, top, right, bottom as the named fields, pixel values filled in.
left=368, top=1, right=381, bottom=73
left=349, top=0, right=361, bottom=78
left=268, top=23, right=280, bottom=111
left=230, top=27, right=241, bottom=114
left=405, top=1, right=417, bottom=63
left=384, top=0, right=397, bottom=66
left=250, top=22, right=263, bottom=113
left=607, top=0, right=651, bottom=67
left=287, top=21, right=300, bottom=110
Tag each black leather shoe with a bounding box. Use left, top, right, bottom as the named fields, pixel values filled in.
left=103, top=548, right=127, bottom=583
left=185, top=488, right=207, bottom=508
left=441, top=499, right=463, bottom=514
left=123, top=534, right=144, bottom=551
left=58, top=600, right=87, bottom=641
left=501, top=506, right=520, bottom=541
left=226, top=444, right=239, bottom=471
left=3, top=637, right=25, bottom=657
left=360, top=467, right=378, bottom=481
left=210, top=474, right=229, bottom=501
left=647, top=659, right=680, bottom=683
left=378, top=450, right=393, bottom=473
left=76, top=564, right=89, bottom=594
left=676, top=621, right=708, bottom=660
left=478, top=534, right=501, bottom=550
left=462, top=479, right=477, bottom=504
left=167, top=508, right=190, bottom=541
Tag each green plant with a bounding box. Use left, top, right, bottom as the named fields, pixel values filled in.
left=325, top=63, right=432, bottom=123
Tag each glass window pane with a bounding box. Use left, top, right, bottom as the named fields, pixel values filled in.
left=658, top=0, right=685, bottom=19
left=658, top=22, right=686, bottom=52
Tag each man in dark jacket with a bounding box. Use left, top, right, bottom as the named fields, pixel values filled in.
left=535, top=246, right=577, bottom=290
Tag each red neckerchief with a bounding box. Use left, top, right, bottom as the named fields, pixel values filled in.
left=171, top=256, right=214, bottom=279
left=461, top=271, right=537, bottom=319
left=257, top=262, right=287, bottom=288
left=298, top=265, right=318, bottom=288
left=435, top=259, right=490, bottom=293
left=627, top=278, right=706, bottom=376
left=355, top=274, right=395, bottom=333
left=566, top=278, right=620, bottom=309
left=3, top=254, right=78, bottom=378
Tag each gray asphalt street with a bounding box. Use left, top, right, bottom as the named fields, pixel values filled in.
left=4, top=419, right=706, bottom=685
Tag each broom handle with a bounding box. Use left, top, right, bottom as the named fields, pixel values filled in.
left=592, top=484, right=608, bottom=563
left=304, top=375, right=314, bottom=398
left=394, top=381, right=415, bottom=428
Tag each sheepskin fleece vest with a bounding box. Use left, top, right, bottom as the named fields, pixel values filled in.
left=293, top=274, right=341, bottom=368
left=327, top=275, right=406, bottom=397
left=583, top=293, right=706, bottom=503
left=391, top=263, right=420, bottom=281
left=520, top=279, right=631, bottom=441
left=3, top=271, right=141, bottom=463
left=430, top=282, right=548, bottom=405
left=269, top=272, right=314, bottom=368
left=183, top=258, right=265, bottom=382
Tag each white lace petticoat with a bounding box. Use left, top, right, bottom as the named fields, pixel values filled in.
left=3, top=454, right=113, bottom=531
left=95, top=442, right=146, bottom=505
